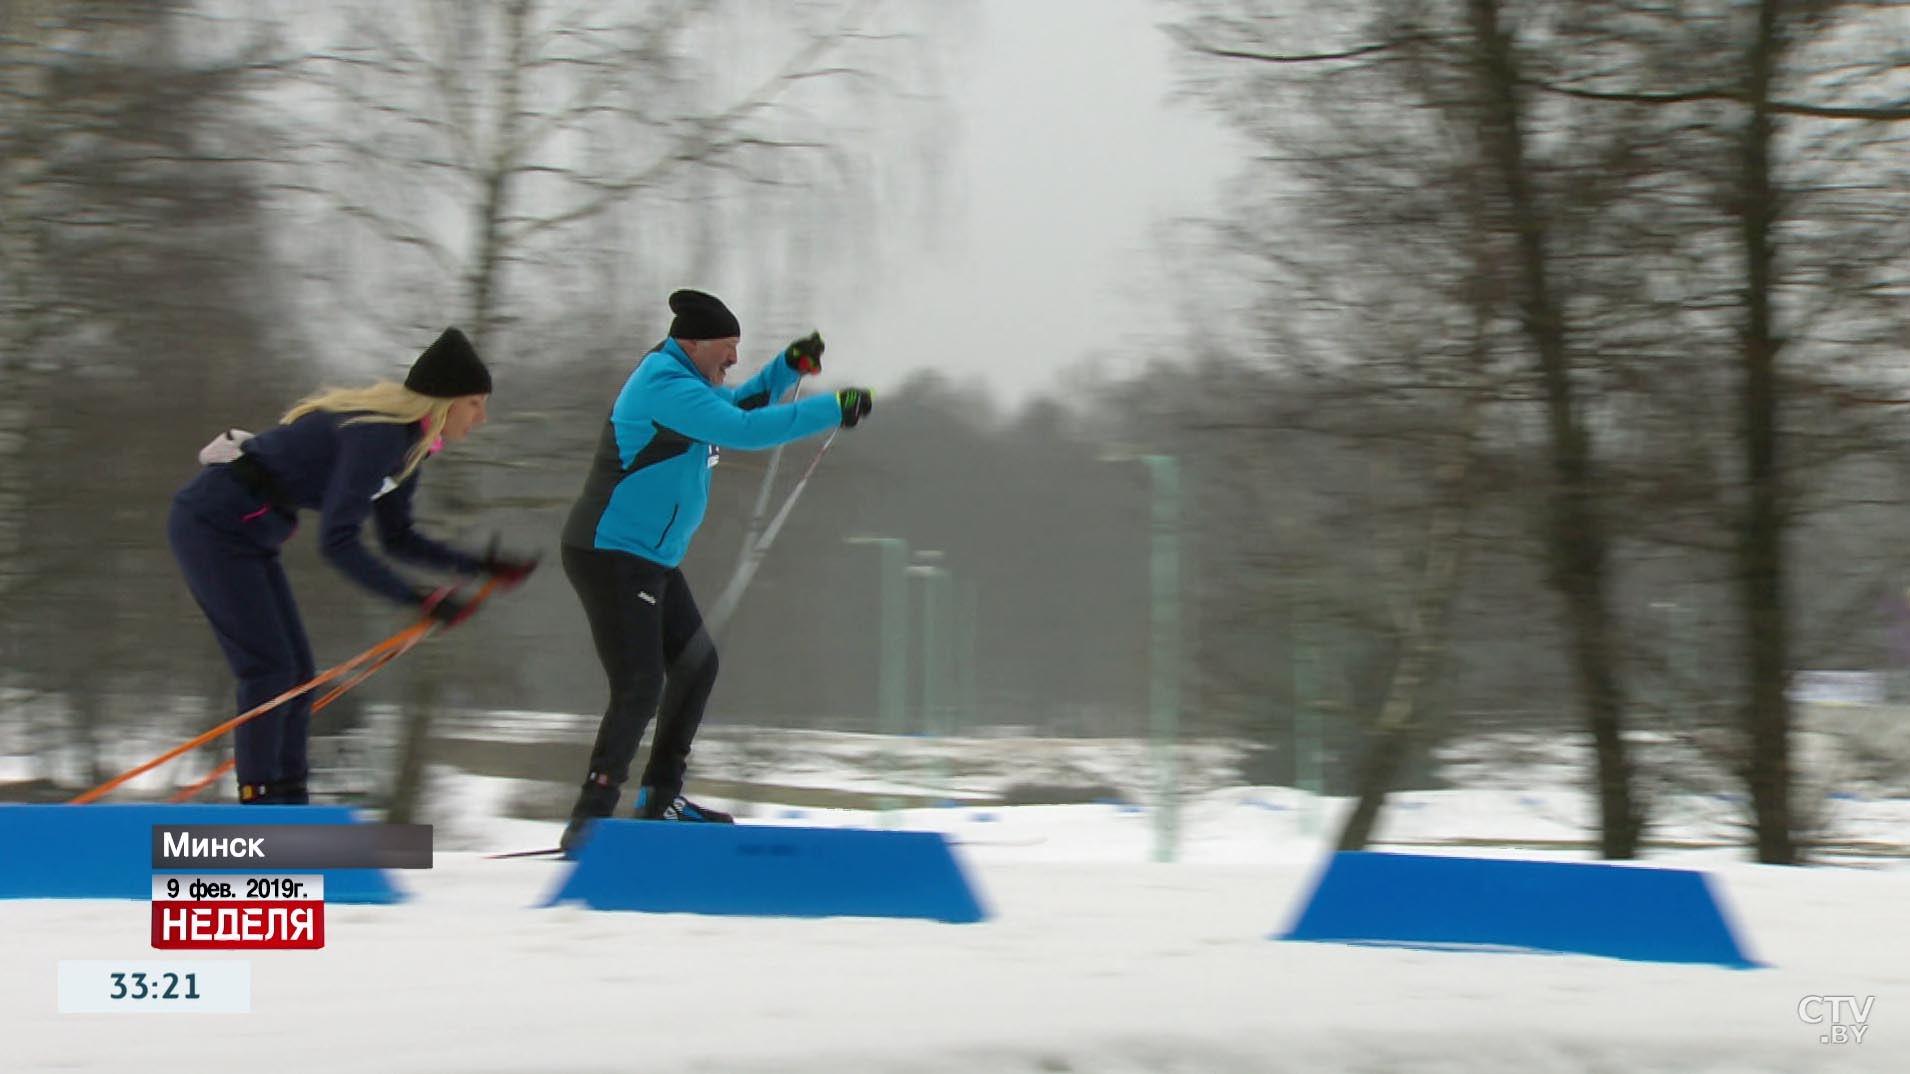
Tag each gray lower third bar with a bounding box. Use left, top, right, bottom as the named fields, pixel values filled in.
left=152, top=824, right=434, bottom=870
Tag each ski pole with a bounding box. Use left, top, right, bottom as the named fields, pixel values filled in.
left=71, top=579, right=499, bottom=804
left=69, top=623, right=428, bottom=804
left=718, top=380, right=807, bottom=626
left=704, top=427, right=840, bottom=636
left=760, top=427, right=837, bottom=544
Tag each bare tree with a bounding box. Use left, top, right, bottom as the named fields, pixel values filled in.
left=242, top=0, right=943, bottom=362
left=0, top=1, right=307, bottom=792
left=1521, top=0, right=1910, bottom=862
left=1167, top=1, right=1649, bottom=854
left=1462, top=0, right=1642, bottom=855
left=1169, top=0, right=1910, bottom=863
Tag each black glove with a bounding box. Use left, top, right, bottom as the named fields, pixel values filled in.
left=481, top=537, right=540, bottom=589
left=836, top=387, right=874, bottom=429
left=419, top=585, right=479, bottom=628
left=784, top=331, right=824, bottom=376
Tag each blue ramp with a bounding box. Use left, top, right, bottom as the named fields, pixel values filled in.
left=0, top=804, right=402, bottom=904
left=544, top=821, right=988, bottom=923
left=1280, top=851, right=1758, bottom=968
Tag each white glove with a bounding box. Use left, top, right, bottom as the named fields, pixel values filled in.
left=197, top=428, right=254, bottom=466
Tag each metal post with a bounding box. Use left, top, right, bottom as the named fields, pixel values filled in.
left=1294, top=639, right=1322, bottom=836
left=844, top=537, right=910, bottom=736
left=958, top=578, right=979, bottom=733
left=846, top=536, right=910, bottom=821
left=909, top=554, right=952, bottom=805
left=1142, top=454, right=1181, bottom=863
left=882, top=542, right=908, bottom=736
left=917, top=570, right=943, bottom=735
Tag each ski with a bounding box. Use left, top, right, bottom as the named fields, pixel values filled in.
left=946, top=834, right=1047, bottom=848
left=484, top=830, right=1046, bottom=858
left=483, top=847, right=566, bottom=860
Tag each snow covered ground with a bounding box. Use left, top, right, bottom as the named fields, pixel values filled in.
left=6, top=775, right=1910, bottom=1074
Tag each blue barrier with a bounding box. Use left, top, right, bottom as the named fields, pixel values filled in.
left=544, top=821, right=988, bottom=922
left=0, top=804, right=403, bottom=904
left=1280, top=851, right=1758, bottom=968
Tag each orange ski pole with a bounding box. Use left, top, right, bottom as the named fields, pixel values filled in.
left=70, top=622, right=430, bottom=804
left=73, top=578, right=502, bottom=805
left=169, top=628, right=426, bottom=802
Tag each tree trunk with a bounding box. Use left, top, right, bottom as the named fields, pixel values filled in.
left=1334, top=345, right=1482, bottom=851
left=1466, top=0, right=1642, bottom=858
left=385, top=0, right=537, bottom=826
left=1735, top=0, right=1796, bottom=864
left=385, top=650, right=441, bottom=825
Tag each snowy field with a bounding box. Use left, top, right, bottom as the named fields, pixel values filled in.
left=5, top=773, right=1910, bottom=1074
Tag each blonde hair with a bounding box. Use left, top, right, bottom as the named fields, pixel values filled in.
left=282, top=381, right=451, bottom=483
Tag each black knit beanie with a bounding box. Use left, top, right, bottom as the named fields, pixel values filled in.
left=404, top=327, right=491, bottom=398
left=668, top=289, right=741, bottom=340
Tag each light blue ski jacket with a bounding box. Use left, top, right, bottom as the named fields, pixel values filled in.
left=561, top=338, right=839, bottom=566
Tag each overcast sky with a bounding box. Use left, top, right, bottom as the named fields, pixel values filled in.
left=813, top=0, right=1243, bottom=410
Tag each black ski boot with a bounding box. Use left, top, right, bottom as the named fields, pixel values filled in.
left=635, top=786, right=734, bottom=823
left=560, top=773, right=621, bottom=858
left=238, top=779, right=308, bottom=805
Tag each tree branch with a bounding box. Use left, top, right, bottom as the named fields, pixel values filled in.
left=1535, top=80, right=1910, bottom=121
left=1164, top=25, right=1411, bottom=65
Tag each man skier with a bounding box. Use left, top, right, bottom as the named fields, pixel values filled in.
left=558, top=288, right=874, bottom=853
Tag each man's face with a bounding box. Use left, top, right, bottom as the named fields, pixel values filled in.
left=683, top=337, right=740, bottom=385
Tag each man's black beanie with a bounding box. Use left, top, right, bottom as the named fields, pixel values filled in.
left=668, top=289, right=741, bottom=340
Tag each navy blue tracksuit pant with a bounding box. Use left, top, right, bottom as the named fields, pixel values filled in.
left=167, top=464, right=313, bottom=802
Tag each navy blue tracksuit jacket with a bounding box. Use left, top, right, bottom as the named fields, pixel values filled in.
left=167, top=411, right=481, bottom=800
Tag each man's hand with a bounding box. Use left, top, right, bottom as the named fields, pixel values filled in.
left=836, top=388, right=874, bottom=429
left=785, top=331, right=824, bottom=376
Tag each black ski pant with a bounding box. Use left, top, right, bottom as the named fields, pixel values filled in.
left=562, top=543, right=719, bottom=817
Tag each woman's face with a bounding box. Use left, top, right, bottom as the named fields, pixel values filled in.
left=441, top=394, right=489, bottom=442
